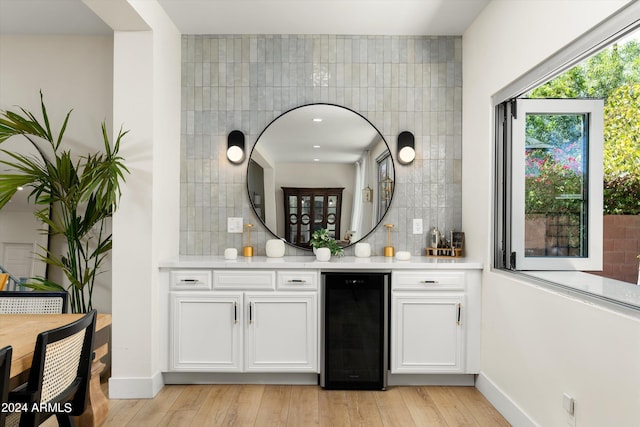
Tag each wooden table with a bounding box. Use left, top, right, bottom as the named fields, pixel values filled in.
left=0, top=313, right=112, bottom=427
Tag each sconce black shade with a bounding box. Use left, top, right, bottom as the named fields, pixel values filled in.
left=227, top=130, right=245, bottom=163
left=397, top=131, right=415, bottom=165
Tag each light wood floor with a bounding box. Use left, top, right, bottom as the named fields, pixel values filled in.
left=98, top=384, right=510, bottom=427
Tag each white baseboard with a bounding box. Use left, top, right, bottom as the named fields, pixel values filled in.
left=162, top=372, right=475, bottom=387
left=475, top=372, right=537, bottom=427
left=109, top=371, right=164, bottom=399
left=388, top=373, right=475, bottom=386
left=163, top=372, right=319, bottom=385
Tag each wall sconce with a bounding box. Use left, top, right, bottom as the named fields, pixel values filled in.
left=362, top=186, right=373, bottom=203
left=397, top=131, right=415, bottom=165
left=227, top=130, right=245, bottom=164
left=381, top=176, right=394, bottom=201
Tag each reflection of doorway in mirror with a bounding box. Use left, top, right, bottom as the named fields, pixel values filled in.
left=248, top=160, right=266, bottom=223
left=377, top=153, right=394, bottom=223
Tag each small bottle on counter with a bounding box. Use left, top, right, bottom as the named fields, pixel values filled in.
left=429, top=227, right=441, bottom=250
left=449, top=230, right=455, bottom=256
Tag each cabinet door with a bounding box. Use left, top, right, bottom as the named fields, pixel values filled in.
left=245, top=292, right=317, bottom=372
left=170, top=292, right=242, bottom=371
left=391, top=293, right=464, bottom=373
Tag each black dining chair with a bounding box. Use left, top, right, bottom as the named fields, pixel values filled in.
left=0, top=345, right=12, bottom=427
left=0, top=291, right=68, bottom=314
left=7, top=310, right=96, bottom=427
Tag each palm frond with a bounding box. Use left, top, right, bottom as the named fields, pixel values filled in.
left=0, top=93, right=129, bottom=312
left=22, top=278, right=67, bottom=292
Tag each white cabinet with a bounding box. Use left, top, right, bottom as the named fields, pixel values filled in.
left=245, top=293, right=317, bottom=371
left=391, top=271, right=470, bottom=374
left=171, top=292, right=242, bottom=371
left=169, top=270, right=318, bottom=373
left=163, top=262, right=481, bottom=383
left=391, top=293, right=464, bottom=373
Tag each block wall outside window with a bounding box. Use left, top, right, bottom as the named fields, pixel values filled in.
left=590, top=215, right=640, bottom=284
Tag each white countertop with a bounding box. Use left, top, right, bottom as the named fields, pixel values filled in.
left=159, top=255, right=483, bottom=270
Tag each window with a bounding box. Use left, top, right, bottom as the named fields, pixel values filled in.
left=494, top=2, right=640, bottom=295
left=506, top=99, right=603, bottom=271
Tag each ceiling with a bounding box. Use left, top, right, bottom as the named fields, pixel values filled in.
left=0, top=0, right=489, bottom=36
left=0, top=0, right=490, bottom=208
left=255, top=104, right=382, bottom=164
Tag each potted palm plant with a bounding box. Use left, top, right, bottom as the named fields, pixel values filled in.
left=0, top=93, right=129, bottom=313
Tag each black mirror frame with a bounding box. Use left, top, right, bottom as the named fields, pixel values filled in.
left=246, top=103, right=396, bottom=251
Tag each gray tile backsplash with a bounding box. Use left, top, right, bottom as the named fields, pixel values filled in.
left=181, top=35, right=462, bottom=256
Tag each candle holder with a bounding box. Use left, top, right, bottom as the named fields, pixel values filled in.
left=243, top=223, right=254, bottom=257
left=384, top=223, right=395, bottom=257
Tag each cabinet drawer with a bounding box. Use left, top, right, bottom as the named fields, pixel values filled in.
left=392, top=271, right=465, bottom=291
left=277, top=270, right=318, bottom=290
left=214, top=270, right=275, bottom=290
left=170, top=270, right=212, bottom=290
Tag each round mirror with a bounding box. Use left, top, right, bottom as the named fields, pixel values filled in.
left=247, top=103, right=395, bottom=250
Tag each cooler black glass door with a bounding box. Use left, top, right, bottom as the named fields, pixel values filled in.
left=322, top=272, right=389, bottom=390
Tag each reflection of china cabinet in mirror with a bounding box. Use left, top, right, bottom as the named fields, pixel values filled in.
left=247, top=104, right=395, bottom=251
left=282, top=187, right=343, bottom=248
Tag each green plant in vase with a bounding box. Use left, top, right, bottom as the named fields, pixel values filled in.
left=0, top=92, right=129, bottom=313
left=310, top=228, right=344, bottom=256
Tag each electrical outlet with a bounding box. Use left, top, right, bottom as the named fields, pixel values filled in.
left=562, top=393, right=575, bottom=415
left=563, top=393, right=576, bottom=427
left=413, top=219, right=423, bottom=234
left=227, top=217, right=243, bottom=233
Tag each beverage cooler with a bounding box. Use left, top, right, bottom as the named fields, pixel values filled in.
left=320, top=272, right=389, bottom=390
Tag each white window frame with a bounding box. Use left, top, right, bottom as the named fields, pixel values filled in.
left=492, top=1, right=640, bottom=310
left=511, top=98, right=603, bottom=271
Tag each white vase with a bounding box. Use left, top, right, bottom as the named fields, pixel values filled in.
left=265, top=239, right=285, bottom=258
left=354, top=243, right=371, bottom=258
left=315, top=247, right=331, bottom=261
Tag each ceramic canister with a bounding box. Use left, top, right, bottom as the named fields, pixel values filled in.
left=224, top=248, right=238, bottom=260
left=265, top=239, right=286, bottom=258
left=354, top=242, right=371, bottom=258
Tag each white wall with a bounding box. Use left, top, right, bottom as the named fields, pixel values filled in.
left=108, top=0, right=181, bottom=399
left=0, top=35, right=114, bottom=311
left=462, top=1, right=640, bottom=426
